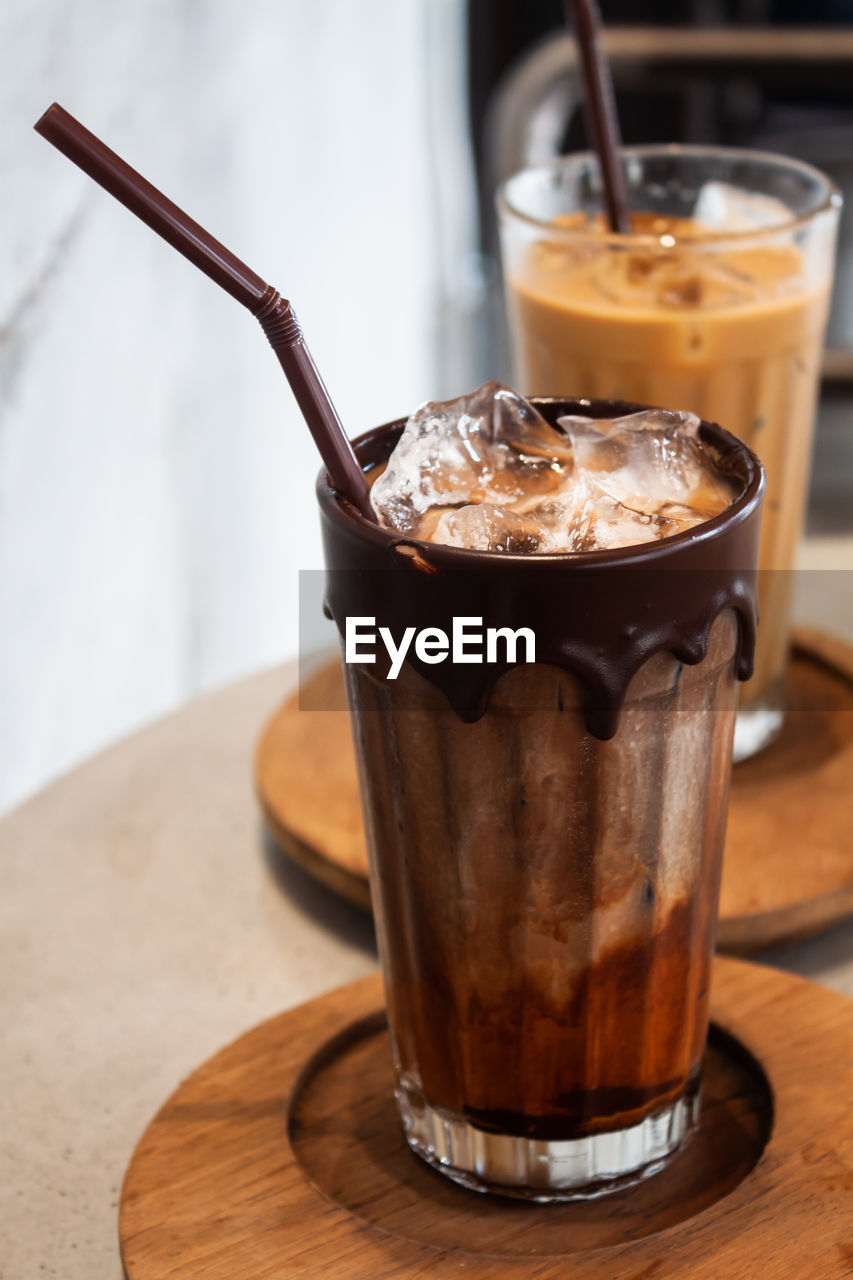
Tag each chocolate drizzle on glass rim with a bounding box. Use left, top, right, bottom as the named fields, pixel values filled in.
left=318, top=398, right=765, bottom=740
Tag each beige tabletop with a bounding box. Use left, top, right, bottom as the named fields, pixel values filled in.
left=2, top=649, right=853, bottom=1279
left=0, top=661, right=377, bottom=1280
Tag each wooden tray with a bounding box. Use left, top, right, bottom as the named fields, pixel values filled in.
left=120, top=959, right=853, bottom=1278
left=255, top=628, right=853, bottom=952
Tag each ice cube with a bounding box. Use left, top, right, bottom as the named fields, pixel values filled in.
left=557, top=409, right=734, bottom=521
left=555, top=477, right=684, bottom=551
left=430, top=504, right=545, bottom=553
left=589, top=248, right=763, bottom=310
left=693, top=181, right=792, bottom=233
left=370, top=382, right=573, bottom=536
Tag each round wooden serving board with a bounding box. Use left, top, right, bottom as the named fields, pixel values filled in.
left=255, top=629, right=853, bottom=952
left=120, top=959, right=853, bottom=1278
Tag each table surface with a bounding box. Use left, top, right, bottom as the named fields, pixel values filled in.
left=3, top=650, right=853, bottom=1280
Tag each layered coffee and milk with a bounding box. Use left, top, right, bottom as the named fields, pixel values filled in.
left=318, top=386, right=763, bottom=1197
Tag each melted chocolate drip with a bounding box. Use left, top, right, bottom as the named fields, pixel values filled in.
left=317, top=398, right=764, bottom=740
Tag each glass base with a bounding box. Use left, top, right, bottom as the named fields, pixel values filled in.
left=733, top=686, right=785, bottom=763
left=397, top=1080, right=700, bottom=1202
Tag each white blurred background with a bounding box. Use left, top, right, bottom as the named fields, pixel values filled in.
left=1, top=0, right=479, bottom=813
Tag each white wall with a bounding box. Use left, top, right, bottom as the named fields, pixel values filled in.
left=2, top=0, right=472, bottom=813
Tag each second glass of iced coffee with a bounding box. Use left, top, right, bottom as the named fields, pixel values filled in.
left=319, top=384, right=764, bottom=1200
left=498, top=147, right=838, bottom=757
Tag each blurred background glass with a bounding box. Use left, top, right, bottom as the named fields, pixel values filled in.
left=464, top=0, right=853, bottom=540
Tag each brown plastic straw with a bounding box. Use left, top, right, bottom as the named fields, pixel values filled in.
left=566, top=0, right=631, bottom=234
left=33, top=103, right=373, bottom=518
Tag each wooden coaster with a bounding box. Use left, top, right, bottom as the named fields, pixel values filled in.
left=719, top=628, right=853, bottom=952
left=254, top=629, right=853, bottom=949
left=120, top=959, right=853, bottom=1278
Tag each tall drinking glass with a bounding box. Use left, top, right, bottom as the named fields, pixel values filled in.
left=497, top=147, right=838, bottom=758
left=318, top=397, right=764, bottom=1200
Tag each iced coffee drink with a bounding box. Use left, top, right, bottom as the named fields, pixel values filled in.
left=498, top=148, right=838, bottom=757
left=318, top=384, right=763, bottom=1199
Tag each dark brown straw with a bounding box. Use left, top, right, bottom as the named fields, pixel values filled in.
left=565, top=0, right=631, bottom=234
left=33, top=103, right=373, bottom=518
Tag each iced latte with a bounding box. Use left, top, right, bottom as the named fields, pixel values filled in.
left=498, top=148, right=838, bottom=756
